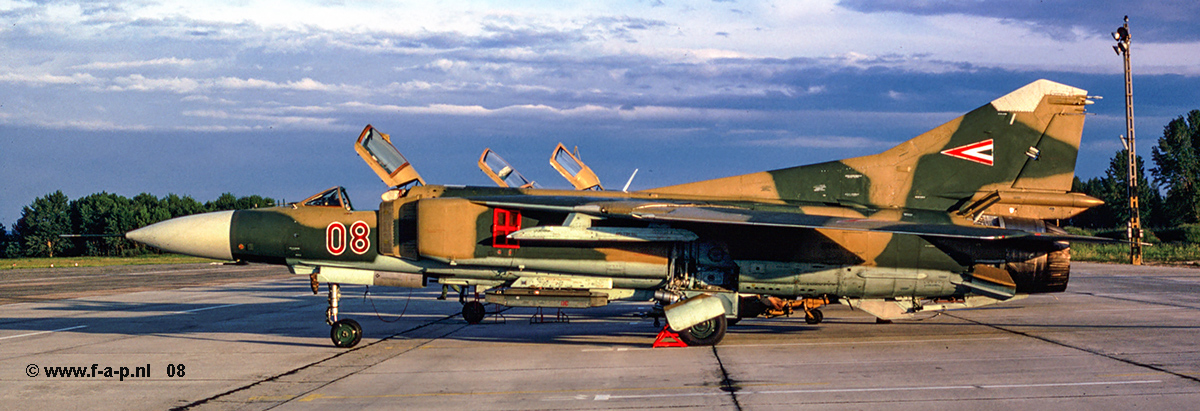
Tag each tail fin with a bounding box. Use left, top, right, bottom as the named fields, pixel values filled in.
left=648, top=79, right=1094, bottom=217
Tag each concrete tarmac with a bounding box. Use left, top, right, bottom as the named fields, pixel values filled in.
left=2, top=262, right=1199, bottom=410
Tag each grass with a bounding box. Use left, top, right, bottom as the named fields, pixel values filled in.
left=1070, top=241, right=1200, bottom=264
left=1, top=254, right=219, bottom=269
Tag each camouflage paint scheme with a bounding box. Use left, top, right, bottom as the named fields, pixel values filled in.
left=129, top=80, right=1110, bottom=347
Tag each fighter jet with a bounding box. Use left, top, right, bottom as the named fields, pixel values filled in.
left=127, top=79, right=1113, bottom=348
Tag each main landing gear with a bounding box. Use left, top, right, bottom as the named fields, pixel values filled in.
left=462, top=301, right=486, bottom=324
left=675, top=316, right=727, bottom=346
left=452, top=285, right=489, bottom=324
left=325, top=283, right=363, bottom=348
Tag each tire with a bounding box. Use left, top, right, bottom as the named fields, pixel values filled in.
left=805, top=309, right=823, bottom=325
left=330, top=319, right=362, bottom=348
left=463, top=301, right=486, bottom=324
left=677, top=316, right=727, bottom=346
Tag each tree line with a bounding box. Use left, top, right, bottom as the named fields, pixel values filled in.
left=1071, top=109, right=1200, bottom=232
left=1, top=192, right=278, bottom=258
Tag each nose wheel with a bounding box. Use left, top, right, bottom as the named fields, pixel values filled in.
left=331, top=318, right=362, bottom=348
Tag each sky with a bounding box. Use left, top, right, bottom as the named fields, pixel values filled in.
left=2, top=0, right=1199, bottom=227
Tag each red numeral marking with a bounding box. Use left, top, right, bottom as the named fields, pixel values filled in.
left=492, top=209, right=521, bottom=249
left=349, top=221, right=371, bottom=255
left=326, top=221, right=371, bottom=255
left=326, top=222, right=346, bottom=256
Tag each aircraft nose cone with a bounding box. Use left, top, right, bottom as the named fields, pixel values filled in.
left=126, top=211, right=234, bottom=261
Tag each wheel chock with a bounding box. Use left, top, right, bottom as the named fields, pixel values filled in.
left=652, top=325, right=688, bottom=348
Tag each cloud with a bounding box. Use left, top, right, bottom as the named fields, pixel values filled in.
left=737, top=134, right=896, bottom=149
left=0, top=72, right=99, bottom=86
left=73, top=57, right=205, bottom=70
left=103, top=75, right=356, bottom=94
left=20, top=118, right=152, bottom=131
left=181, top=109, right=339, bottom=129
left=338, top=101, right=768, bottom=122
left=837, top=0, right=1200, bottom=43
left=214, top=77, right=343, bottom=92
left=108, top=75, right=203, bottom=93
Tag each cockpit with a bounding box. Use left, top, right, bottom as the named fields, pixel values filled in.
left=351, top=124, right=604, bottom=195
left=299, top=186, right=354, bottom=210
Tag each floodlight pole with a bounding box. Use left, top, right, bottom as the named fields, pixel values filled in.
left=1115, top=16, right=1142, bottom=265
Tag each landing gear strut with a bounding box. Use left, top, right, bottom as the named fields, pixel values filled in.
left=326, top=283, right=363, bottom=348
left=326, top=283, right=340, bottom=326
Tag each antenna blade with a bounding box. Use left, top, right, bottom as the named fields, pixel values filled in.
left=622, top=169, right=639, bottom=192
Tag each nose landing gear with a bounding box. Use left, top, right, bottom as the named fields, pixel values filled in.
left=325, top=283, right=363, bottom=348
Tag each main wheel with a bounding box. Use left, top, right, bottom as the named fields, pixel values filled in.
left=463, top=301, right=486, bottom=324
left=677, top=315, right=727, bottom=346
left=805, top=309, right=823, bottom=325
left=330, top=318, right=362, bottom=348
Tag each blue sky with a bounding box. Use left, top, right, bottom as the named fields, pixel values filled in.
left=2, top=0, right=1198, bottom=226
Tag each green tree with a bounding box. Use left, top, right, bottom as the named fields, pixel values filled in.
left=1071, top=176, right=1114, bottom=228
left=206, top=193, right=239, bottom=212
left=1070, top=152, right=1163, bottom=229
left=1105, top=151, right=1162, bottom=227
left=1150, top=109, right=1200, bottom=225
left=69, top=192, right=138, bottom=256
left=14, top=191, right=72, bottom=257
left=235, top=194, right=276, bottom=210
left=162, top=194, right=205, bottom=218
left=130, top=193, right=168, bottom=229
left=206, top=193, right=275, bottom=212
left=0, top=222, right=9, bottom=258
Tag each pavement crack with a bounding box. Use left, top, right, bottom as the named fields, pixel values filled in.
left=945, top=312, right=1200, bottom=385
left=1067, top=290, right=1200, bottom=311
left=170, top=313, right=463, bottom=411
left=711, top=345, right=744, bottom=411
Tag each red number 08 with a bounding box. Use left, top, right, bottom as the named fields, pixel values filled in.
left=326, top=221, right=370, bottom=255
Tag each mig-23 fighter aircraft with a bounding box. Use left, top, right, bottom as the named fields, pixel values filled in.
left=127, top=79, right=1114, bottom=348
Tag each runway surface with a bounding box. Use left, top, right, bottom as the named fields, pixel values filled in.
left=2, top=262, right=1199, bottom=410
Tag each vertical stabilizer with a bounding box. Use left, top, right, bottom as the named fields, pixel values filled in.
left=647, top=80, right=1092, bottom=217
